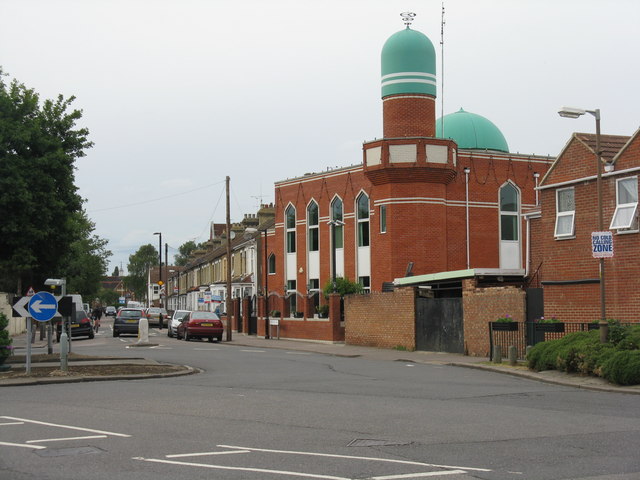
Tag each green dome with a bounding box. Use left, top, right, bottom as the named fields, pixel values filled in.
left=436, top=109, right=509, bottom=152
left=381, top=28, right=436, bottom=98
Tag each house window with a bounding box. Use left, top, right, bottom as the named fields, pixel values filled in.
left=287, top=279, right=297, bottom=314
left=499, top=183, right=519, bottom=241
left=359, top=276, right=370, bottom=293
left=555, top=187, right=575, bottom=237
left=380, top=205, right=387, bottom=233
left=331, top=197, right=343, bottom=248
left=307, top=201, right=319, bottom=251
left=610, top=177, right=638, bottom=230
left=268, top=253, right=276, bottom=274
left=285, top=205, right=296, bottom=253
left=357, top=193, right=370, bottom=247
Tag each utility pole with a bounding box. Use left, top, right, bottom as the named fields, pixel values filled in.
left=225, top=176, right=233, bottom=342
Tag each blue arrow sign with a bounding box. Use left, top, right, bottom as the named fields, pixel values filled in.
left=28, top=291, right=58, bottom=322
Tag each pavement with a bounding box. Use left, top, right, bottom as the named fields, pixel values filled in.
left=3, top=331, right=639, bottom=394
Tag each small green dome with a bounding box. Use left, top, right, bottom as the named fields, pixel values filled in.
left=436, top=109, right=509, bottom=152
left=381, top=28, right=436, bottom=98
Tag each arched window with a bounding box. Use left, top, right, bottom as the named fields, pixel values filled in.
left=285, top=205, right=296, bottom=253
left=500, top=183, right=519, bottom=241
left=307, top=201, right=319, bottom=252
left=331, top=197, right=343, bottom=248
left=356, top=193, right=370, bottom=247
left=268, top=253, right=276, bottom=274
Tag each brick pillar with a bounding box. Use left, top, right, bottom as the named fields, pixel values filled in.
left=242, top=297, right=250, bottom=334
left=281, top=295, right=290, bottom=318
left=328, top=293, right=343, bottom=341
left=304, top=295, right=314, bottom=319
left=233, top=297, right=241, bottom=332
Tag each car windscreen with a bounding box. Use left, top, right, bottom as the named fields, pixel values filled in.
left=191, top=312, right=219, bottom=320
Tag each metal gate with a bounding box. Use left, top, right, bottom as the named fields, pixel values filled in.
left=415, top=297, right=464, bottom=353
left=525, top=288, right=545, bottom=346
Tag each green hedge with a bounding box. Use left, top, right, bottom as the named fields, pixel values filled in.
left=527, top=324, right=640, bottom=385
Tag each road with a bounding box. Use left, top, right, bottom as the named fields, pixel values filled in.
left=1, top=318, right=639, bottom=480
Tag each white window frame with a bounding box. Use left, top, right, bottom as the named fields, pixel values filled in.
left=554, top=187, right=575, bottom=238
left=610, top=176, right=638, bottom=231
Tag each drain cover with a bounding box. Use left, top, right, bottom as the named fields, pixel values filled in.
left=348, top=439, right=411, bottom=447
left=35, top=446, right=104, bottom=457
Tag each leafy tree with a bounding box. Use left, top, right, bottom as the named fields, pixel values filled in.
left=97, top=287, right=120, bottom=307
left=112, top=266, right=120, bottom=277
left=59, top=211, right=112, bottom=299
left=126, top=244, right=158, bottom=301
left=0, top=68, right=93, bottom=293
left=322, top=277, right=363, bottom=298
left=173, top=240, right=203, bottom=266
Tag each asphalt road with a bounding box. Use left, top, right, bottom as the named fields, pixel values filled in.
left=1, top=319, right=639, bottom=480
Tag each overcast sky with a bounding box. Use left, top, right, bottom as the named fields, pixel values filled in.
left=2, top=0, right=638, bottom=275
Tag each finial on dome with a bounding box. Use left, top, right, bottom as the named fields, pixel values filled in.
left=400, top=11, right=416, bottom=28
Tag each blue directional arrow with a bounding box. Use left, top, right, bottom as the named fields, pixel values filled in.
left=28, top=291, right=58, bottom=322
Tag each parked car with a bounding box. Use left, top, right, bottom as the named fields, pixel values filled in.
left=168, top=310, right=190, bottom=338
left=105, top=306, right=117, bottom=317
left=113, top=308, right=146, bottom=337
left=177, top=311, right=224, bottom=342
left=56, top=310, right=94, bottom=342
left=145, top=307, right=165, bottom=328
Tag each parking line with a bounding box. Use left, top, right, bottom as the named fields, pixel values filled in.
left=370, top=471, right=467, bottom=479
left=27, top=435, right=107, bottom=444
left=0, top=416, right=131, bottom=438
left=0, top=441, right=46, bottom=450
left=134, top=457, right=351, bottom=479
left=166, top=449, right=250, bottom=458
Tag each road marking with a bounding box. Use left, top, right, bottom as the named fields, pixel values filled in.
left=194, top=348, right=220, bottom=351
left=240, top=349, right=265, bottom=353
left=27, top=435, right=107, bottom=444
left=0, top=441, right=47, bottom=450
left=286, top=352, right=311, bottom=355
left=166, top=449, right=250, bottom=458
left=134, top=457, right=351, bottom=479
left=217, top=445, right=491, bottom=472
left=0, top=416, right=131, bottom=438
left=370, top=471, right=466, bottom=479
left=0, top=422, right=24, bottom=426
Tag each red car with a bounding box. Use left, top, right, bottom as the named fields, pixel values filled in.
left=177, top=311, right=223, bottom=342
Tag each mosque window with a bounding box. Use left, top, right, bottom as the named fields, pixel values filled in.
left=331, top=197, right=344, bottom=249
left=357, top=193, right=370, bottom=247
left=307, top=201, right=319, bottom=251
left=286, top=205, right=296, bottom=253
left=380, top=205, right=387, bottom=233
left=499, top=183, right=519, bottom=241
left=555, top=187, right=575, bottom=238
left=268, top=253, right=276, bottom=274
left=610, top=177, right=638, bottom=231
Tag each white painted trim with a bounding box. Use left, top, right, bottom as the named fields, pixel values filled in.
left=381, top=72, right=437, bottom=81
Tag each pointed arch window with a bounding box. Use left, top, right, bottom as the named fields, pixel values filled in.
left=331, top=197, right=343, bottom=248
left=307, top=201, right=319, bottom=252
left=268, top=253, right=276, bottom=274
left=285, top=205, right=296, bottom=253
left=500, top=183, right=519, bottom=241
left=357, top=193, right=370, bottom=247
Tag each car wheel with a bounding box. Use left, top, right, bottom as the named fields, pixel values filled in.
left=208, top=337, right=214, bottom=342
left=89, top=330, right=95, bottom=340
left=217, top=334, right=222, bottom=342
left=184, top=330, right=189, bottom=341
left=167, top=329, right=172, bottom=338
left=113, top=329, right=119, bottom=337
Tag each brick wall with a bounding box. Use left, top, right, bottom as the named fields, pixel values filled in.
left=345, top=287, right=415, bottom=350
left=463, top=279, right=526, bottom=357
left=383, top=95, right=436, bottom=138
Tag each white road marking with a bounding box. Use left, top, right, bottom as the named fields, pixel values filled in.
left=217, top=445, right=491, bottom=472
left=0, top=416, right=131, bottom=438
left=0, top=422, right=24, bottom=426
left=27, top=435, right=107, bottom=444
left=286, top=352, right=311, bottom=355
left=134, top=457, right=351, bottom=479
left=240, top=349, right=265, bottom=353
left=0, top=441, right=46, bottom=450
left=371, top=471, right=466, bottom=479
left=194, top=348, right=220, bottom=351
left=166, top=449, right=250, bottom=458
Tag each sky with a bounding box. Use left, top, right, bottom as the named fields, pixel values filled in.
left=2, top=0, right=639, bottom=275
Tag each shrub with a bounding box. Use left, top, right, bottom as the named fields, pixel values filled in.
left=322, top=277, right=362, bottom=298
left=0, top=312, right=13, bottom=362
left=601, top=351, right=640, bottom=385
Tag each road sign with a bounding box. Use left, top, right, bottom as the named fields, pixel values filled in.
left=12, top=296, right=30, bottom=318
left=28, top=291, right=58, bottom=322
left=592, top=231, right=614, bottom=258
left=26, top=286, right=36, bottom=297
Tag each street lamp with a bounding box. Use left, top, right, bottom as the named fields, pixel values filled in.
left=153, top=232, right=162, bottom=308
left=558, top=106, right=607, bottom=343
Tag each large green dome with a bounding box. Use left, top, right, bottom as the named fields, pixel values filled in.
left=381, top=28, right=436, bottom=98
left=436, top=109, right=509, bottom=152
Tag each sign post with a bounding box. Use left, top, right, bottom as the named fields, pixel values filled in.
left=25, top=291, right=58, bottom=375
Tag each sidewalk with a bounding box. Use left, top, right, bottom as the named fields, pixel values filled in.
left=4, top=332, right=639, bottom=394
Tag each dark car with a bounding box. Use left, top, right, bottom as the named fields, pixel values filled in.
left=105, top=306, right=117, bottom=317
left=113, top=308, right=146, bottom=337
left=56, top=310, right=94, bottom=342
left=177, top=311, right=223, bottom=342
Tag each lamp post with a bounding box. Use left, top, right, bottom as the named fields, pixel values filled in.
left=153, top=232, right=162, bottom=308
left=558, top=106, right=607, bottom=343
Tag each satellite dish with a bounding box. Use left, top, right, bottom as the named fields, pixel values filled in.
left=230, top=231, right=236, bottom=240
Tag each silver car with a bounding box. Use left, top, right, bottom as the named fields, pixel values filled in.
left=168, top=310, right=190, bottom=337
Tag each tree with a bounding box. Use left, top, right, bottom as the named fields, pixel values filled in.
left=112, top=266, right=120, bottom=277
left=126, top=244, right=158, bottom=301
left=0, top=67, right=93, bottom=293
left=322, top=277, right=363, bottom=298
left=174, top=240, right=203, bottom=266
left=59, top=211, right=112, bottom=299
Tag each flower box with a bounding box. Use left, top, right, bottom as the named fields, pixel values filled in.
left=535, top=322, right=565, bottom=333
left=491, top=322, right=518, bottom=331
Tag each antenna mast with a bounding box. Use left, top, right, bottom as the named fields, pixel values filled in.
left=440, top=1, right=445, bottom=138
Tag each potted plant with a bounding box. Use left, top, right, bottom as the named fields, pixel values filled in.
left=535, top=316, right=565, bottom=333
left=293, top=311, right=304, bottom=318
left=0, top=313, right=13, bottom=371
left=316, top=304, right=329, bottom=318
left=270, top=310, right=280, bottom=318
left=491, top=314, right=518, bottom=331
